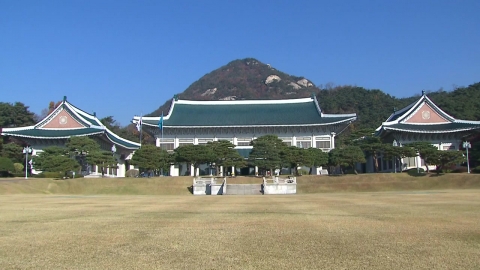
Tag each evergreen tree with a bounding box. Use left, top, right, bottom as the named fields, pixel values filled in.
left=429, top=151, right=465, bottom=174
left=328, top=146, right=366, bottom=174
left=0, top=143, right=24, bottom=163
left=206, top=140, right=246, bottom=174
left=87, top=151, right=118, bottom=177
left=406, top=142, right=439, bottom=173
left=0, top=157, right=15, bottom=177
left=249, top=135, right=287, bottom=175
left=0, top=102, right=36, bottom=128
left=305, top=147, right=329, bottom=174
left=131, top=144, right=172, bottom=175
left=174, top=144, right=215, bottom=177
left=33, top=146, right=80, bottom=176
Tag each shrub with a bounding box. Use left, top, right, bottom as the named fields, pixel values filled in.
left=451, top=167, right=469, bottom=173
left=0, top=157, right=15, bottom=176
left=13, top=163, right=24, bottom=174
left=473, top=166, right=480, bottom=174
left=35, top=172, right=62, bottom=179
left=406, top=168, right=425, bottom=176
left=126, top=169, right=139, bottom=178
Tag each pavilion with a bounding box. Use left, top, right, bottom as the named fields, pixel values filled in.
left=372, top=91, right=480, bottom=172
left=1, top=96, right=140, bottom=177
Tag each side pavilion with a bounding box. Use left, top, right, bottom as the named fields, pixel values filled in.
left=1, top=96, right=140, bottom=177
left=373, top=91, right=480, bottom=172
left=133, top=95, right=357, bottom=176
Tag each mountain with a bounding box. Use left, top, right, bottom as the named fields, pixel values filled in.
left=146, top=57, right=479, bottom=132
left=146, top=58, right=319, bottom=116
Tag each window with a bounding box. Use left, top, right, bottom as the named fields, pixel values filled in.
left=282, top=140, right=293, bottom=146
left=237, top=138, right=251, bottom=146
left=296, top=141, right=311, bottom=148
left=405, top=156, right=416, bottom=167
left=178, top=143, right=193, bottom=147
left=237, top=141, right=251, bottom=146
left=316, top=141, right=331, bottom=149
left=442, top=145, right=456, bottom=150
left=198, top=139, right=213, bottom=144
left=160, top=143, right=174, bottom=151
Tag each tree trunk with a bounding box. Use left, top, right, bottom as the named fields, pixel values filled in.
left=425, top=161, right=430, bottom=173
left=352, top=163, right=358, bottom=175
left=373, top=153, right=379, bottom=173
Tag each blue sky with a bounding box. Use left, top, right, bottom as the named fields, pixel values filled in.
left=1, top=0, right=479, bottom=126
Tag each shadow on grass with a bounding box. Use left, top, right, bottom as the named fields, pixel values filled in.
left=187, top=185, right=193, bottom=194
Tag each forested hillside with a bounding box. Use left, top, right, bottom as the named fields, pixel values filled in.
left=316, top=82, right=480, bottom=130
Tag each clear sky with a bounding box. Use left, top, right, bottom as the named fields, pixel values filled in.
left=1, top=0, right=479, bottom=126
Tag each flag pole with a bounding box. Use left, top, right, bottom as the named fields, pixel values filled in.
left=139, top=114, right=143, bottom=146
left=160, top=111, right=164, bottom=176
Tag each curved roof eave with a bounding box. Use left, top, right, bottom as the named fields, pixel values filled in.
left=382, top=126, right=478, bottom=134
left=0, top=131, right=105, bottom=139
left=140, top=117, right=357, bottom=129
left=104, top=130, right=141, bottom=149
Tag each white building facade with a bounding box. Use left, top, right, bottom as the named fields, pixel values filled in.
left=134, top=95, right=357, bottom=176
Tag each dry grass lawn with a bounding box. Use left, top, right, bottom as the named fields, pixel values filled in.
left=1, top=173, right=479, bottom=195
left=1, top=190, right=479, bottom=269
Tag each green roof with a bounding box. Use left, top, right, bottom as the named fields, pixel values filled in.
left=1, top=98, right=140, bottom=150
left=105, top=132, right=141, bottom=149
left=142, top=98, right=356, bottom=127
left=2, top=128, right=104, bottom=138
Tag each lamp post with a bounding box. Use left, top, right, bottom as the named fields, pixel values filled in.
left=111, top=144, right=116, bottom=156
left=22, top=146, right=32, bottom=179
left=417, top=152, right=420, bottom=174
left=463, top=141, right=471, bottom=174
left=111, top=145, right=117, bottom=177
left=392, top=140, right=398, bottom=173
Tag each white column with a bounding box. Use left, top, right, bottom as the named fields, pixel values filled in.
left=231, top=166, right=235, bottom=176
left=220, top=166, right=224, bottom=176
left=331, top=132, right=336, bottom=149
left=194, top=137, right=198, bottom=145
left=174, top=137, right=179, bottom=149
left=292, top=136, right=297, bottom=147
left=170, top=164, right=179, bottom=176
left=117, top=163, right=125, bottom=177
left=255, top=166, right=258, bottom=176
left=233, top=136, right=238, bottom=146
left=190, top=164, right=195, bottom=176
left=311, top=135, right=316, bottom=148
left=155, top=137, right=160, bottom=147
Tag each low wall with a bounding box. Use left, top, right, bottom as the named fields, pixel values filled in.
left=192, top=177, right=226, bottom=195
left=192, top=176, right=296, bottom=195
left=226, top=184, right=262, bottom=195
left=263, top=177, right=297, bottom=195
